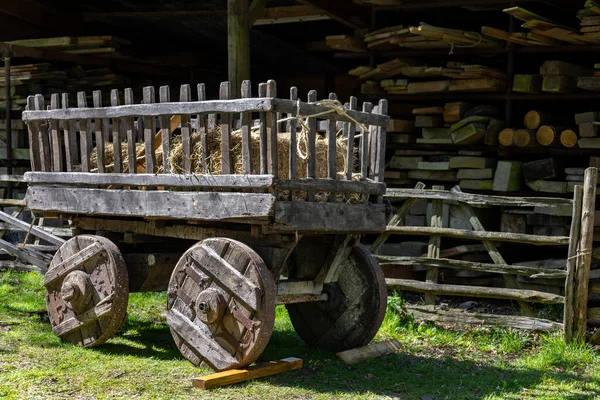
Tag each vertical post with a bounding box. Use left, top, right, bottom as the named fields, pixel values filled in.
left=360, top=102, right=373, bottom=181
left=110, top=89, right=122, bottom=173
left=345, top=96, right=357, bottom=181
left=573, top=167, right=598, bottom=342
left=77, top=92, right=90, bottom=173
left=375, top=99, right=388, bottom=184
left=142, top=86, right=156, bottom=174
left=92, top=91, right=105, bottom=173
left=288, top=87, right=298, bottom=181
left=306, top=90, right=317, bottom=201
left=327, top=93, right=337, bottom=181
left=258, top=82, right=268, bottom=174
left=124, top=88, right=136, bottom=173
left=159, top=86, right=171, bottom=173
left=197, top=83, right=208, bottom=172
left=369, top=105, right=379, bottom=180
left=227, top=0, right=250, bottom=99
left=35, top=94, right=51, bottom=172
left=220, top=81, right=232, bottom=174
left=266, top=80, right=278, bottom=178
left=61, top=93, right=76, bottom=172
left=25, top=96, right=41, bottom=172
left=49, top=94, right=63, bottom=172
left=425, top=185, right=444, bottom=305
left=3, top=51, right=11, bottom=198
left=565, top=185, right=583, bottom=343
left=241, top=80, right=252, bottom=174
left=180, top=84, right=192, bottom=174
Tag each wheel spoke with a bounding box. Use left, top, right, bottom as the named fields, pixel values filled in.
left=44, top=241, right=104, bottom=287
left=52, top=302, right=112, bottom=337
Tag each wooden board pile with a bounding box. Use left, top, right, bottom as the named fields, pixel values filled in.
left=355, top=59, right=506, bottom=95
left=482, top=5, right=600, bottom=47
left=513, top=61, right=592, bottom=95
left=8, top=36, right=131, bottom=58
left=575, top=111, right=600, bottom=149
left=0, top=63, right=131, bottom=111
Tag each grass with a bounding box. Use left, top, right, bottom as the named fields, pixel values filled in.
left=1, top=270, right=599, bottom=399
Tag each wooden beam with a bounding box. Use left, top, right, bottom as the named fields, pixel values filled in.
left=249, top=0, right=268, bottom=26
left=295, top=0, right=368, bottom=29
left=228, top=0, right=250, bottom=98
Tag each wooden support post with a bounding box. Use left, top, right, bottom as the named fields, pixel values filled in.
left=573, top=167, right=598, bottom=342
left=370, top=182, right=426, bottom=253
left=220, top=81, right=232, bottom=174
left=4, top=50, right=11, bottom=198
left=142, top=86, right=156, bottom=174
left=227, top=0, right=250, bottom=99
left=425, top=185, right=443, bottom=305
left=180, top=84, right=192, bottom=174
left=451, top=186, right=535, bottom=317
left=564, top=185, right=583, bottom=343
left=124, top=88, right=136, bottom=174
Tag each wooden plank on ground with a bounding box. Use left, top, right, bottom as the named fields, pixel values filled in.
left=337, top=340, right=401, bottom=364
left=192, top=357, right=302, bottom=389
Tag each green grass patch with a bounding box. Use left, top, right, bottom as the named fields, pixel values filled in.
left=1, top=272, right=600, bottom=399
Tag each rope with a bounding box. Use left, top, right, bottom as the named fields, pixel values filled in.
left=448, top=32, right=483, bottom=55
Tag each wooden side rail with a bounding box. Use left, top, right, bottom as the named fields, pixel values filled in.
left=21, top=79, right=390, bottom=202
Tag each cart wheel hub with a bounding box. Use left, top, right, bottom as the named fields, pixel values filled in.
left=60, top=270, right=93, bottom=314
left=195, top=288, right=225, bottom=324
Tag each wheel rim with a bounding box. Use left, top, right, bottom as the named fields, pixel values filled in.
left=167, top=238, right=275, bottom=371
left=286, top=244, right=387, bottom=352
left=45, top=235, right=129, bottom=347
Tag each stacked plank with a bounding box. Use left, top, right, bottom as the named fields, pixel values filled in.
left=575, top=111, right=600, bottom=149
left=0, top=63, right=131, bottom=111
left=482, top=6, right=595, bottom=47
left=8, top=36, right=131, bottom=58
left=514, top=61, right=592, bottom=95
left=523, top=158, right=570, bottom=194
left=577, top=2, right=600, bottom=44
left=361, top=23, right=502, bottom=52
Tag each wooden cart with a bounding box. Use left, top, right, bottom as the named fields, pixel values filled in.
left=22, top=80, right=390, bottom=371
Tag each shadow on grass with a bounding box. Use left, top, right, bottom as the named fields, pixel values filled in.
left=87, top=317, right=600, bottom=399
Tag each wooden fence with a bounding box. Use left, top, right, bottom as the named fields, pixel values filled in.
left=373, top=167, right=598, bottom=343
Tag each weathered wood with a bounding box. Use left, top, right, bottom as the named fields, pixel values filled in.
left=327, top=93, right=337, bottom=182
left=386, top=279, right=564, bottom=304
left=345, top=96, right=357, bottom=181
left=578, top=76, right=600, bottom=92
left=498, top=128, right=515, bottom=146
left=337, top=339, right=401, bottom=365
left=61, top=94, right=76, bottom=171
left=110, top=89, right=123, bottom=173
left=575, top=111, right=598, bottom=125
left=407, top=305, right=563, bottom=331
left=27, top=186, right=276, bottom=222
left=34, top=94, right=51, bottom=172
left=158, top=86, right=171, bottom=173
left=542, top=75, right=575, bottom=93
left=179, top=84, right=192, bottom=173
left=540, top=60, right=592, bottom=77
left=425, top=185, right=443, bottom=305
left=385, top=187, right=573, bottom=208
left=275, top=178, right=385, bottom=195
left=386, top=225, right=569, bottom=245
left=258, top=83, right=268, bottom=175
left=227, top=0, right=250, bottom=98
left=579, top=122, right=599, bottom=138
left=273, top=202, right=387, bottom=232
left=536, top=125, right=561, bottom=146
left=0, top=209, right=64, bottom=246
left=443, top=102, right=471, bottom=123
left=49, top=94, right=63, bottom=172
left=123, top=89, right=136, bottom=173
left=493, top=161, right=522, bottom=192
left=564, top=185, right=583, bottom=343
left=457, top=169, right=494, bottom=180
left=192, top=357, right=302, bottom=389
left=0, top=237, right=50, bottom=270
left=448, top=157, right=495, bottom=170
left=22, top=98, right=275, bottom=121
left=513, top=129, right=537, bottom=147
left=375, top=99, right=388, bottom=184
left=524, top=110, right=553, bottom=130
left=306, top=90, right=317, bottom=186
left=526, top=180, right=567, bottom=194
left=407, top=170, right=457, bottom=182
left=376, top=256, right=566, bottom=279
left=287, top=245, right=387, bottom=352
left=360, top=102, right=373, bottom=180
left=289, top=87, right=298, bottom=180
left=220, top=82, right=233, bottom=174
left=25, top=172, right=275, bottom=189
left=450, top=123, right=486, bottom=145
left=240, top=80, right=252, bottom=174
left=76, top=93, right=90, bottom=172
left=92, top=91, right=106, bottom=173
left=523, top=158, right=559, bottom=182
left=142, top=87, right=156, bottom=173
left=513, top=74, right=542, bottom=94
left=45, top=235, right=128, bottom=347
left=197, top=83, right=209, bottom=172
left=573, top=168, right=598, bottom=342
left=167, top=238, right=275, bottom=370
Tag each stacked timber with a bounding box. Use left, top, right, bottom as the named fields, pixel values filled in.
left=523, top=158, right=568, bottom=194
left=540, top=61, right=591, bottom=94
left=575, top=111, right=600, bottom=148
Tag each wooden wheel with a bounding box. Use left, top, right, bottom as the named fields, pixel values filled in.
left=166, top=238, right=275, bottom=371
left=44, top=235, right=129, bottom=347
left=286, top=244, right=387, bottom=352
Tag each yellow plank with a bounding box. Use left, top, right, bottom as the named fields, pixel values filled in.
left=337, top=339, right=402, bottom=364
left=192, top=357, right=303, bottom=390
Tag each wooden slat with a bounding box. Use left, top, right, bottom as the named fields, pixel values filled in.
left=375, top=99, right=388, bottom=183
left=425, top=185, right=443, bottom=305
left=180, top=84, right=192, bottom=174
left=197, top=83, right=208, bottom=172
left=92, top=91, right=105, bottom=173
left=345, top=96, right=357, bottom=181
left=564, top=185, right=583, bottom=343
left=337, top=340, right=401, bottom=364
left=386, top=279, right=565, bottom=304
left=240, top=80, right=252, bottom=174
left=385, top=188, right=573, bottom=208
left=43, top=241, right=104, bottom=286
left=49, top=94, right=63, bottom=172
left=192, top=357, right=303, bottom=390
left=275, top=178, right=385, bottom=195
left=377, top=256, right=566, bottom=279
left=306, top=90, right=317, bottom=181
left=124, top=88, right=136, bottom=174
left=52, top=302, right=112, bottom=337
left=26, top=96, right=41, bottom=171
left=258, top=83, right=268, bottom=174
left=35, top=94, right=51, bottom=172
left=289, top=87, right=298, bottom=180
left=368, top=105, right=379, bottom=180
left=386, top=225, right=569, bottom=245
left=76, top=92, right=90, bottom=172
left=27, top=186, right=276, bottom=222
left=0, top=209, right=65, bottom=246
left=327, top=93, right=337, bottom=182
left=25, top=172, right=275, bottom=189
left=271, top=98, right=389, bottom=127
left=220, top=81, right=232, bottom=174
left=0, top=237, right=50, bottom=270
left=159, top=86, right=171, bottom=173
left=360, top=102, right=373, bottom=180
left=22, top=98, right=274, bottom=121
left=266, top=80, right=278, bottom=178
left=110, top=89, right=122, bottom=173
left=142, top=86, right=156, bottom=173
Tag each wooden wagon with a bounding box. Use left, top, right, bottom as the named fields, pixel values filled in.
left=21, top=79, right=390, bottom=371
